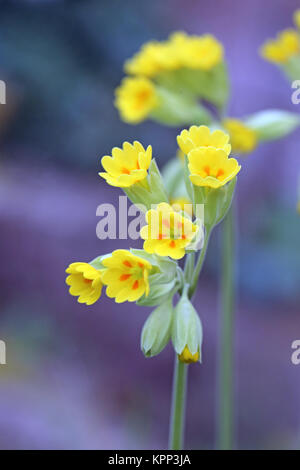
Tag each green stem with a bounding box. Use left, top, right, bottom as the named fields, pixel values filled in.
left=168, top=356, right=188, bottom=450
left=189, top=227, right=212, bottom=298
left=218, top=204, right=235, bottom=450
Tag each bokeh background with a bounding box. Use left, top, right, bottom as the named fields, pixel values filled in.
left=0, top=0, right=299, bottom=450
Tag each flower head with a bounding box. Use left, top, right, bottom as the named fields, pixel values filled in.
left=260, top=29, right=300, bottom=64
left=101, top=250, right=153, bottom=303
left=171, top=33, right=223, bottom=70
left=178, top=345, right=199, bottom=364
left=99, top=141, right=152, bottom=188
left=65, top=262, right=103, bottom=305
left=188, top=147, right=241, bottom=189
left=223, top=118, right=257, bottom=154
left=140, top=202, right=198, bottom=260
left=177, top=125, right=231, bottom=156
left=124, top=41, right=179, bottom=78
left=114, top=76, right=158, bottom=123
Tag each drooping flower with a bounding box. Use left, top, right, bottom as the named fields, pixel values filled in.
left=140, top=202, right=199, bottom=260
left=177, top=125, right=231, bottom=156
left=178, top=345, right=199, bottom=364
left=99, top=141, right=152, bottom=187
left=260, top=29, right=300, bottom=64
left=223, top=118, right=257, bottom=154
left=188, top=147, right=241, bottom=189
left=65, top=262, right=103, bottom=305
left=170, top=32, right=223, bottom=70
left=114, top=76, right=159, bottom=123
left=101, top=250, right=153, bottom=303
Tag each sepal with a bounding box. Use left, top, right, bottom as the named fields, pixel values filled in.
left=141, top=298, right=173, bottom=357
left=193, top=177, right=237, bottom=231
left=172, top=287, right=203, bottom=362
left=245, top=109, right=300, bottom=142
left=124, top=159, right=169, bottom=211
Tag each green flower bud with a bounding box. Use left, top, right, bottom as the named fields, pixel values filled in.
left=172, top=289, right=203, bottom=363
left=141, top=298, right=173, bottom=357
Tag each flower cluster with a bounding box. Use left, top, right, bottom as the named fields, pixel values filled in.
left=66, top=29, right=300, bottom=368
left=66, top=124, right=241, bottom=363
left=124, top=32, right=223, bottom=78
left=115, top=32, right=225, bottom=124
left=260, top=10, right=300, bottom=82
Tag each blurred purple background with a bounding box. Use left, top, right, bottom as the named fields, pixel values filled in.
left=0, top=0, right=299, bottom=450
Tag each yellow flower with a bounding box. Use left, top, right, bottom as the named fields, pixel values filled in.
left=101, top=250, right=152, bottom=303
left=188, top=147, right=241, bottom=189
left=223, top=118, right=257, bottom=154
left=140, top=202, right=198, bottom=260
left=170, top=32, right=223, bottom=70
left=294, top=10, right=300, bottom=29
left=171, top=197, right=193, bottom=217
left=260, top=29, right=300, bottom=64
left=178, top=345, right=199, bottom=364
left=99, top=141, right=152, bottom=188
left=124, top=41, right=179, bottom=78
left=65, top=262, right=103, bottom=306
left=177, top=125, right=231, bottom=156
left=114, top=76, right=158, bottom=123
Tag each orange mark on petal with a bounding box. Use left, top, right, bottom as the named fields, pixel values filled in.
left=132, top=280, right=139, bottom=290
left=169, top=240, right=176, bottom=248
left=216, top=168, right=225, bottom=178
left=203, top=165, right=210, bottom=176
left=123, top=260, right=132, bottom=268
left=158, top=233, right=163, bottom=240
left=121, top=167, right=130, bottom=175
left=83, top=278, right=92, bottom=284
left=120, top=274, right=131, bottom=281
left=138, top=262, right=144, bottom=268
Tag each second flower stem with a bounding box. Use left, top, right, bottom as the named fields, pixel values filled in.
left=169, top=356, right=188, bottom=450
left=218, top=204, right=235, bottom=450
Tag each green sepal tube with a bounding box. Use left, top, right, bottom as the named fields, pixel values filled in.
left=124, top=159, right=169, bottom=211
left=141, top=297, right=173, bottom=357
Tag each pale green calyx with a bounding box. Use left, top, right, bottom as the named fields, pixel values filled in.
left=141, top=298, right=173, bottom=357
left=172, top=286, right=203, bottom=362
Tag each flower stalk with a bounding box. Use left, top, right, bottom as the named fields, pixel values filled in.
left=169, top=356, right=188, bottom=450
left=217, top=204, right=235, bottom=450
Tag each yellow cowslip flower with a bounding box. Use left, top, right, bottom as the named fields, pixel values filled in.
left=294, top=10, right=300, bottom=29
left=188, top=146, right=241, bottom=189
left=177, top=125, right=231, bottom=156
left=178, top=345, right=199, bottom=364
left=124, top=41, right=179, bottom=78
left=223, top=118, right=257, bottom=154
left=260, top=29, right=300, bottom=64
left=140, top=202, right=198, bottom=260
left=114, top=76, right=159, bottom=124
left=101, top=250, right=152, bottom=303
left=171, top=197, right=193, bottom=218
left=170, top=32, right=223, bottom=70
left=99, top=141, right=152, bottom=188
left=65, top=262, right=103, bottom=306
